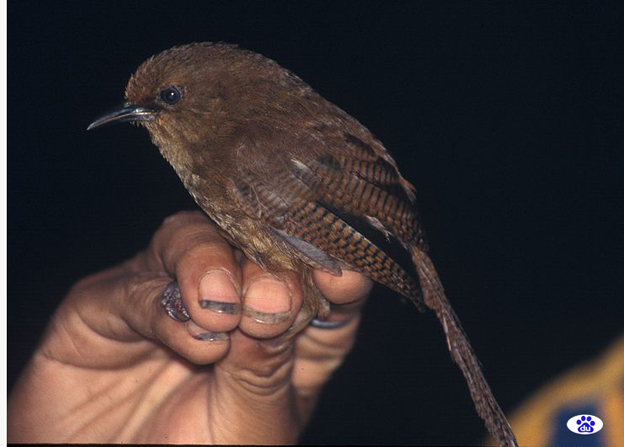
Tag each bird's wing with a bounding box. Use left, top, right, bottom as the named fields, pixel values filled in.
left=231, top=130, right=519, bottom=445
left=230, top=130, right=424, bottom=305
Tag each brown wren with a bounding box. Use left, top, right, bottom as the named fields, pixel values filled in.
left=88, top=42, right=518, bottom=446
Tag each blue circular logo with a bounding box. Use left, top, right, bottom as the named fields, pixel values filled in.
left=566, top=414, right=603, bottom=435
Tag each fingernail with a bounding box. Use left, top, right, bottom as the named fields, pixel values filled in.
left=243, top=276, right=292, bottom=324
left=193, top=332, right=230, bottom=342
left=200, top=300, right=241, bottom=315
left=199, top=270, right=239, bottom=310
left=187, top=320, right=229, bottom=342
left=243, top=307, right=291, bottom=324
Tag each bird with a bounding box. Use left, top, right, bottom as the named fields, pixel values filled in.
left=88, top=42, right=518, bottom=446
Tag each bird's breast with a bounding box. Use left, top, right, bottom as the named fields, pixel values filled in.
left=183, top=175, right=300, bottom=273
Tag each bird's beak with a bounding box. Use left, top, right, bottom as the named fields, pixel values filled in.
left=87, top=102, right=156, bottom=130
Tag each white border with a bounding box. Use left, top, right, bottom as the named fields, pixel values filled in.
left=1, top=0, right=8, bottom=443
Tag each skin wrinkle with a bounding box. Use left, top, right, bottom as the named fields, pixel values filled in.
left=99, top=273, right=155, bottom=343
left=64, top=380, right=129, bottom=442
left=41, top=317, right=86, bottom=366
left=150, top=374, right=213, bottom=442
left=54, top=297, right=138, bottom=368
left=212, top=377, right=297, bottom=444
left=58, top=275, right=163, bottom=369
left=292, top=323, right=359, bottom=396
left=122, top=281, right=163, bottom=343
left=226, top=361, right=294, bottom=397
left=122, top=360, right=198, bottom=442
left=71, top=369, right=152, bottom=442
left=37, top=360, right=139, bottom=442
left=67, top=266, right=142, bottom=345
left=218, top=345, right=294, bottom=394
left=68, top=356, right=195, bottom=442
left=301, top=328, right=357, bottom=359
left=38, top=303, right=197, bottom=440
left=205, top=374, right=231, bottom=444
left=7, top=209, right=372, bottom=443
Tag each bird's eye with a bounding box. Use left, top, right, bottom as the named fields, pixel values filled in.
left=159, top=86, right=182, bottom=105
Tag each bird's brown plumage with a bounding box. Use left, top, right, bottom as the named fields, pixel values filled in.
left=92, top=42, right=518, bottom=446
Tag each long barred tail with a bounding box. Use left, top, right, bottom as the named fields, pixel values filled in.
left=410, top=245, right=518, bottom=447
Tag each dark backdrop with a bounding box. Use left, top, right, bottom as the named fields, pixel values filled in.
left=9, top=1, right=623, bottom=445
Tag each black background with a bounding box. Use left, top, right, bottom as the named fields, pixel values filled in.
left=9, top=1, right=623, bottom=445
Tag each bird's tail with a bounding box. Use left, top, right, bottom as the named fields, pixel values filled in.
left=410, top=245, right=518, bottom=447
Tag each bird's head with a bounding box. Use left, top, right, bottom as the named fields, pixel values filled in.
left=88, top=42, right=310, bottom=157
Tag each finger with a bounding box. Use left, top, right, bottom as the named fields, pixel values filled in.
left=238, top=258, right=303, bottom=339
left=290, top=272, right=369, bottom=420
left=313, top=269, right=374, bottom=305
left=148, top=211, right=243, bottom=334
left=118, top=275, right=231, bottom=365
left=291, top=310, right=361, bottom=423
left=211, top=330, right=300, bottom=444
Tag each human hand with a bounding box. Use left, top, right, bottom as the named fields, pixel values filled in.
left=7, top=211, right=372, bottom=444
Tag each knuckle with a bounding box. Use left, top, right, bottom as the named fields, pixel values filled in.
left=180, top=237, right=231, bottom=266
left=150, top=214, right=230, bottom=275
left=161, top=210, right=205, bottom=229
left=153, top=211, right=210, bottom=247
